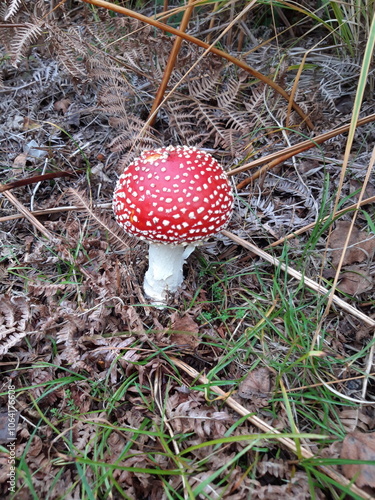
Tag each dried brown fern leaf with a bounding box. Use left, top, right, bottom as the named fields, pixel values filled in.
left=49, top=25, right=89, bottom=81
left=54, top=313, right=93, bottom=371
left=0, top=295, right=30, bottom=330
left=216, top=74, right=247, bottom=109
left=165, top=98, right=209, bottom=145
left=28, top=282, right=75, bottom=298
left=10, top=21, right=43, bottom=66
left=55, top=314, right=86, bottom=346
left=80, top=336, right=140, bottom=384
left=220, top=128, right=249, bottom=157
left=74, top=416, right=103, bottom=451
left=0, top=295, right=32, bottom=355
left=226, top=109, right=255, bottom=131
left=0, top=330, right=29, bottom=356
left=196, top=103, right=227, bottom=148
left=66, top=188, right=131, bottom=254
left=98, top=84, right=144, bottom=119
left=86, top=15, right=153, bottom=52
left=187, top=69, right=222, bottom=101
left=97, top=77, right=135, bottom=102
left=244, top=86, right=267, bottom=114
left=108, top=130, right=159, bottom=156
left=3, top=0, right=22, bottom=21
left=264, top=177, right=316, bottom=210
left=257, top=458, right=288, bottom=478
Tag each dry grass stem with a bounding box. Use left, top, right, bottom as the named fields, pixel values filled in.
left=1, top=188, right=55, bottom=241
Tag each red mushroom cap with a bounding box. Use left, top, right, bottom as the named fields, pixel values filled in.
left=113, top=145, right=234, bottom=245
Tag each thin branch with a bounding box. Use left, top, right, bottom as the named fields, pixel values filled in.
left=148, top=0, right=196, bottom=126
left=0, top=170, right=80, bottom=193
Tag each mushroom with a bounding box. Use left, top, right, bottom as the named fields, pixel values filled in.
left=113, top=145, right=234, bottom=304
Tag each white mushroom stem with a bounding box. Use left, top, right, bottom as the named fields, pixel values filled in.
left=143, top=243, right=196, bottom=304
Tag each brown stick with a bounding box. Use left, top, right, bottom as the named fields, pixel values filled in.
left=149, top=0, right=196, bottom=126
left=228, top=112, right=375, bottom=185
left=80, top=0, right=314, bottom=129
left=0, top=171, right=79, bottom=193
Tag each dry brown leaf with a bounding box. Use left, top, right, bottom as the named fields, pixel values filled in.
left=169, top=313, right=199, bottom=349
left=22, top=116, right=40, bottom=130
left=341, top=431, right=375, bottom=487
left=338, top=266, right=373, bottom=295
left=349, top=180, right=375, bottom=204
left=12, top=152, right=27, bottom=171
left=330, top=221, right=375, bottom=267
left=338, top=409, right=372, bottom=433
left=54, top=98, right=71, bottom=114
left=238, top=367, right=271, bottom=399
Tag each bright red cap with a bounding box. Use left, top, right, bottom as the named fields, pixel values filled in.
left=113, top=145, right=234, bottom=245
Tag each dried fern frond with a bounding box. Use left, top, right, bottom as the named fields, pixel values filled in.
left=264, top=177, right=316, bottom=210
left=216, top=74, right=247, bottom=109
left=48, top=25, right=90, bottom=81
left=0, top=295, right=32, bottom=355
left=188, top=70, right=222, bottom=100
left=196, top=103, right=227, bottom=148
left=165, top=98, right=210, bottom=146
left=66, top=188, right=132, bottom=254
left=3, top=0, right=22, bottom=21
left=10, top=21, right=43, bottom=66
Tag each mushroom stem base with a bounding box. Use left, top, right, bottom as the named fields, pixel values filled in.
left=143, top=243, right=195, bottom=304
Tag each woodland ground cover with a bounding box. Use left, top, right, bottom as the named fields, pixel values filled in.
left=0, top=0, right=375, bottom=498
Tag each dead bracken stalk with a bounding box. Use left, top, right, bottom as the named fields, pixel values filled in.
left=0, top=171, right=79, bottom=192
left=148, top=0, right=196, bottom=126
left=228, top=112, right=375, bottom=184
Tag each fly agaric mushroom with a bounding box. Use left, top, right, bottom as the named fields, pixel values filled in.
left=113, top=145, right=234, bottom=303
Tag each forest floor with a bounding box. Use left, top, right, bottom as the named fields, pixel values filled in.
left=1, top=1, right=375, bottom=499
